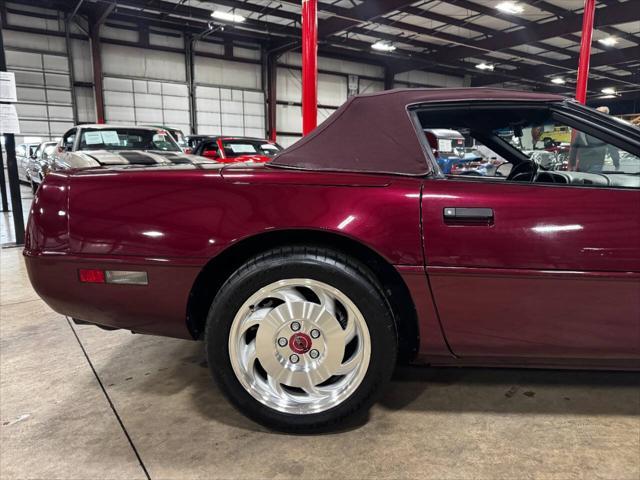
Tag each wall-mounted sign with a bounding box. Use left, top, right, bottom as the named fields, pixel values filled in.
left=0, top=104, right=21, bottom=134
left=0, top=72, right=18, bottom=103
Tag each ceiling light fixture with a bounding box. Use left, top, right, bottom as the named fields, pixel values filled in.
left=211, top=10, right=245, bottom=23
left=601, top=87, right=617, bottom=95
left=496, top=1, right=524, bottom=14
left=551, top=77, right=566, bottom=85
left=475, top=63, right=495, bottom=71
left=371, top=41, right=396, bottom=52
left=598, top=37, right=619, bottom=47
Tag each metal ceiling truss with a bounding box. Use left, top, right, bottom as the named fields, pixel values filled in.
left=9, top=0, right=640, bottom=98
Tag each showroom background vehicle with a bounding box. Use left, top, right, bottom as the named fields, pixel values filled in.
left=193, top=136, right=282, bottom=163
left=25, top=88, right=640, bottom=432
left=26, top=141, right=58, bottom=192
left=424, top=129, right=467, bottom=174
left=15, top=142, right=40, bottom=183
left=144, top=125, right=188, bottom=151
left=184, top=134, right=212, bottom=152
left=48, top=124, right=217, bottom=174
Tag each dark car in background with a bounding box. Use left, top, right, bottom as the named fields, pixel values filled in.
left=184, top=135, right=212, bottom=153
left=193, top=136, right=282, bottom=163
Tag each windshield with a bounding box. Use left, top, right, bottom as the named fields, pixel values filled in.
left=79, top=128, right=181, bottom=152
left=166, top=128, right=186, bottom=148
left=42, top=143, right=57, bottom=159
left=221, top=139, right=282, bottom=158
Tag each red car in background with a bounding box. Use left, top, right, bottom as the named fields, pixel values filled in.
left=24, top=88, right=640, bottom=433
left=192, top=136, right=282, bottom=163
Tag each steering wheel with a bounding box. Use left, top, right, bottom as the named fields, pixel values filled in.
left=506, top=160, right=538, bottom=182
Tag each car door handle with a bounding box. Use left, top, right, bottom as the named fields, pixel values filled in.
left=443, top=207, right=494, bottom=225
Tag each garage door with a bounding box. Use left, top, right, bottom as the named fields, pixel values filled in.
left=103, top=76, right=191, bottom=135
left=195, top=86, right=265, bottom=138
left=5, top=49, right=74, bottom=143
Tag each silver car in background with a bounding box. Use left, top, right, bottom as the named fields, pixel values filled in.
left=15, top=143, right=40, bottom=183
left=49, top=124, right=216, bottom=174
left=26, top=141, right=58, bottom=192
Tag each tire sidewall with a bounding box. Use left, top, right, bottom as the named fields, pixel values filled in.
left=205, top=251, right=397, bottom=431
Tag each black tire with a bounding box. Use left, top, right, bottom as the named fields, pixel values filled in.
left=204, top=246, right=397, bottom=432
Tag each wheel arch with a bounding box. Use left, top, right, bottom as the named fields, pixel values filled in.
left=186, top=229, right=420, bottom=361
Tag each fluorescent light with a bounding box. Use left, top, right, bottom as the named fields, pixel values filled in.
left=601, top=87, right=617, bottom=95
left=475, top=63, right=494, bottom=71
left=211, top=10, right=245, bottom=23
left=551, top=77, right=565, bottom=85
left=371, top=41, right=396, bottom=52
left=496, top=1, right=524, bottom=14
left=598, top=37, right=618, bottom=47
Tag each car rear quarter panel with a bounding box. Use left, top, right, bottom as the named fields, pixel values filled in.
left=65, top=168, right=423, bottom=263
left=25, top=167, right=435, bottom=341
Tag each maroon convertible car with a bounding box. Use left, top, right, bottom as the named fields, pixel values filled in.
left=25, top=88, right=640, bottom=432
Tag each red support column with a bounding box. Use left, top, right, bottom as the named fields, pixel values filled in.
left=301, top=0, right=317, bottom=135
left=575, top=0, right=596, bottom=104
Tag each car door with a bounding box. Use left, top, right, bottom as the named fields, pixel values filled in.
left=421, top=111, right=640, bottom=362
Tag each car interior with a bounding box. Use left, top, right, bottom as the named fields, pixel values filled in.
left=417, top=106, right=640, bottom=189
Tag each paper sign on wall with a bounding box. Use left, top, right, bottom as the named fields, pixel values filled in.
left=0, top=72, right=18, bottom=103
left=0, top=104, right=20, bottom=134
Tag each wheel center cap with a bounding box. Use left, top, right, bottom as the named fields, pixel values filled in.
left=289, top=332, right=312, bottom=354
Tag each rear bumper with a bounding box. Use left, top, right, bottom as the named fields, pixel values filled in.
left=24, top=252, right=202, bottom=339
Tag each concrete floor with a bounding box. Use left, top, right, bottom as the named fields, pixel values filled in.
left=1, top=182, right=639, bottom=480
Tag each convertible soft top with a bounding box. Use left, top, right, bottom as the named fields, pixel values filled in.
left=270, top=88, right=565, bottom=176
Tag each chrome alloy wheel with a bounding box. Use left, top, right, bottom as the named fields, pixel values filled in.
left=228, top=279, right=371, bottom=415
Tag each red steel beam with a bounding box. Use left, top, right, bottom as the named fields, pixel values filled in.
left=575, top=0, right=596, bottom=104
left=301, top=0, right=317, bottom=135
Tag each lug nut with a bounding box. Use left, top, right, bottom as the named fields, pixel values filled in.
left=310, top=329, right=321, bottom=339
left=290, top=321, right=301, bottom=332
left=289, top=354, right=300, bottom=364
left=277, top=337, right=288, bottom=347
left=309, top=349, right=319, bottom=359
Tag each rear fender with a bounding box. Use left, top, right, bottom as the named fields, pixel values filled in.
left=24, top=172, right=69, bottom=255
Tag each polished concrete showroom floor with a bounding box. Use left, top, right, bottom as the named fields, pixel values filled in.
left=1, top=184, right=639, bottom=479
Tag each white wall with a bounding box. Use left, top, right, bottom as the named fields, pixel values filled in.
left=102, top=44, right=187, bottom=83
left=275, top=52, right=388, bottom=144
left=194, top=56, right=261, bottom=90
left=3, top=28, right=74, bottom=143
